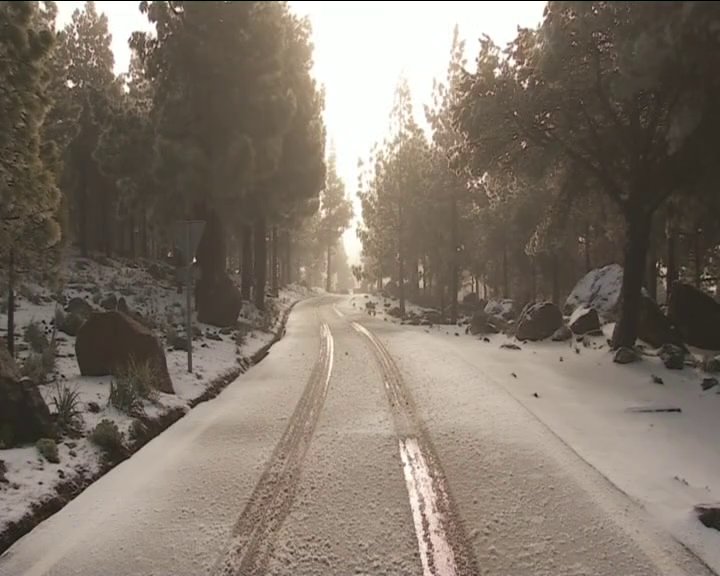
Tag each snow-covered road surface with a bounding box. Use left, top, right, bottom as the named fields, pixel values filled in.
left=0, top=296, right=714, bottom=576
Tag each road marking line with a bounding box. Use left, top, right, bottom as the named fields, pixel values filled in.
left=351, top=321, right=467, bottom=576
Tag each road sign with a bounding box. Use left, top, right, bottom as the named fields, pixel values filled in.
left=176, top=220, right=206, bottom=374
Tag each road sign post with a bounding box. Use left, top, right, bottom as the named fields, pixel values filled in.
left=175, top=220, right=206, bottom=374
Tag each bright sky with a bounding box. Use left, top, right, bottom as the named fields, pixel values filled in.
left=57, top=1, right=546, bottom=264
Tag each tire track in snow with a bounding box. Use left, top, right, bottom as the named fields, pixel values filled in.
left=351, top=322, right=479, bottom=576
left=212, top=322, right=334, bottom=576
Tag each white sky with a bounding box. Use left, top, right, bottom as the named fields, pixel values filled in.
left=57, top=1, right=546, bottom=263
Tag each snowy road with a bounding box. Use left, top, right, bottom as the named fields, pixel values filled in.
left=0, top=296, right=714, bottom=576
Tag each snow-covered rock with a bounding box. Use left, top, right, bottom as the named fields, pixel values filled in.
left=484, top=299, right=516, bottom=320
left=516, top=302, right=563, bottom=341
left=565, top=264, right=623, bottom=320
left=569, top=306, right=601, bottom=335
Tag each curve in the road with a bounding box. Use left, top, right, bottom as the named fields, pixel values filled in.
left=351, top=321, right=479, bottom=576
left=212, top=322, right=334, bottom=576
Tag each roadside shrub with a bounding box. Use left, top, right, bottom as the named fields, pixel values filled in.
left=21, top=339, right=56, bottom=384
left=50, top=383, right=82, bottom=434
left=24, top=321, right=48, bottom=353
left=36, top=438, right=59, bottom=463
left=89, top=419, right=125, bottom=460
left=109, top=358, right=158, bottom=415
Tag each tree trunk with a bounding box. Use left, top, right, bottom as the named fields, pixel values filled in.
left=410, top=258, right=419, bottom=301
left=271, top=225, right=279, bottom=297
left=398, top=202, right=405, bottom=317
left=551, top=253, right=560, bottom=306
left=665, top=208, right=677, bottom=305
left=326, top=242, right=332, bottom=292
left=254, top=216, right=267, bottom=310
left=284, top=231, right=292, bottom=286
left=584, top=220, right=591, bottom=272
left=694, top=231, right=703, bottom=289
left=646, top=239, right=657, bottom=301
left=450, top=194, right=458, bottom=324
left=140, top=213, right=148, bottom=258
left=241, top=224, right=253, bottom=301
left=7, top=249, right=15, bottom=358
left=502, top=241, right=509, bottom=299
left=78, top=169, right=88, bottom=257
left=530, top=258, right=537, bottom=302
left=129, top=216, right=136, bottom=258
left=612, top=210, right=652, bottom=349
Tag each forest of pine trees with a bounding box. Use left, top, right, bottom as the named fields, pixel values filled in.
left=0, top=0, right=353, bottom=336
left=357, top=3, right=720, bottom=348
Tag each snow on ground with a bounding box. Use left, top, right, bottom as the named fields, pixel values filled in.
left=343, top=294, right=720, bottom=572
left=0, top=253, right=309, bottom=539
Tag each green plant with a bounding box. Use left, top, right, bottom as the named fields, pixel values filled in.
left=36, top=438, right=59, bottom=463
left=50, top=383, right=82, bottom=434
left=108, top=378, right=144, bottom=416
left=109, top=358, right=159, bottom=415
left=24, top=321, right=48, bottom=353
left=20, top=340, right=56, bottom=383
left=89, top=419, right=125, bottom=460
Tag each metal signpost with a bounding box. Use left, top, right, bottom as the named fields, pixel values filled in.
left=175, top=220, right=206, bottom=373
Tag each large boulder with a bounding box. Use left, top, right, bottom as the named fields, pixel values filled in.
left=569, top=306, right=601, bottom=335
left=0, top=342, right=53, bottom=447
left=484, top=299, right=516, bottom=321
left=516, top=302, right=563, bottom=341
left=468, top=311, right=499, bottom=336
left=75, top=311, right=174, bottom=394
left=565, top=264, right=623, bottom=320
left=668, top=283, right=720, bottom=350
left=195, top=273, right=241, bottom=328
left=66, top=297, right=93, bottom=319
left=637, top=295, right=684, bottom=349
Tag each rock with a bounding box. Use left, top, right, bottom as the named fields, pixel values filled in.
left=219, top=326, right=233, bottom=336
left=0, top=344, right=53, bottom=447
left=569, top=307, right=601, bottom=335
left=75, top=311, right=174, bottom=394
left=637, top=295, right=684, bottom=349
left=65, top=297, right=93, bottom=319
left=614, top=347, right=639, bottom=364
left=565, top=264, right=623, bottom=320
left=117, top=297, right=129, bottom=315
left=170, top=335, right=189, bottom=352
left=484, top=299, right=516, bottom=321
left=695, top=504, right=720, bottom=531
left=659, top=344, right=685, bottom=370
left=668, top=283, right=720, bottom=350
left=704, top=356, right=720, bottom=373
left=68, top=450, right=77, bottom=458
left=701, top=377, right=718, bottom=391
left=57, top=312, right=85, bottom=337
left=551, top=325, right=573, bottom=342
left=422, top=310, right=444, bottom=325
left=87, top=401, right=101, bottom=413
left=388, top=306, right=402, bottom=319
left=652, top=374, right=664, bottom=385
left=500, top=343, right=522, bottom=351
left=516, top=302, right=563, bottom=341
left=483, top=337, right=490, bottom=343
left=195, top=273, right=242, bottom=328
left=206, top=332, right=222, bottom=342
left=468, top=311, right=499, bottom=336
left=101, top=294, right=118, bottom=311
left=0, top=459, right=6, bottom=483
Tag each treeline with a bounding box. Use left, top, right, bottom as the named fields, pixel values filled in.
left=357, top=2, right=720, bottom=347
left=1, top=0, right=352, bottom=318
